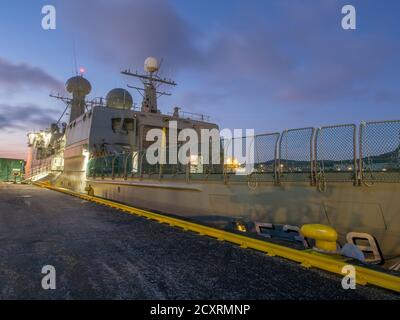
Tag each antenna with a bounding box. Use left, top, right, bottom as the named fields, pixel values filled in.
left=121, top=57, right=176, bottom=113
left=121, top=70, right=177, bottom=86
left=73, top=41, right=78, bottom=75
left=50, top=94, right=72, bottom=125
left=127, top=84, right=171, bottom=97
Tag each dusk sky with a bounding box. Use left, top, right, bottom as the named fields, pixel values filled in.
left=0, top=0, right=399, bottom=160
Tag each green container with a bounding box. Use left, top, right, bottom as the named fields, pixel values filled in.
left=0, top=158, right=25, bottom=182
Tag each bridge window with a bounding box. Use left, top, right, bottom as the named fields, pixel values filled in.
left=122, top=118, right=135, bottom=131
left=111, top=118, right=121, bottom=132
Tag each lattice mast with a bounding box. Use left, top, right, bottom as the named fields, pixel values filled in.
left=121, top=57, right=176, bottom=113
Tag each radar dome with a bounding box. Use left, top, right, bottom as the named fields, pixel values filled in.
left=144, top=57, right=159, bottom=73
left=66, top=76, right=91, bottom=95
left=106, top=88, right=133, bottom=110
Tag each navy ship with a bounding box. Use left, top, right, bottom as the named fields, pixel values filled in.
left=25, top=57, right=400, bottom=271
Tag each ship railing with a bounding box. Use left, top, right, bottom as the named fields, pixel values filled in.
left=359, top=120, right=400, bottom=185
left=85, top=119, right=400, bottom=188
left=167, top=110, right=210, bottom=122
left=86, top=97, right=140, bottom=111
left=26, top=161, right=53, bottom=181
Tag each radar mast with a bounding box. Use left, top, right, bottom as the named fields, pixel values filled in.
left=121, top=57, right=176, bottom=113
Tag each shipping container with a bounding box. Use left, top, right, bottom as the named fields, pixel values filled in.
left=0, top=158, right=25, bottom=182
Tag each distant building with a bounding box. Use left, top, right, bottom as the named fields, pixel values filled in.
left=0, top=158, right=25, bottom=182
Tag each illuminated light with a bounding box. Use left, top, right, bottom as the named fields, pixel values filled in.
left=382, top=168, right=387, bottom=172
left=189, top=155, right=204, bottom=174
left=190, top=155, right=198, bottom=164
left=234, top=222, right=247, bottom=233
left=337, top=168, right=342, bottom=171
left=82, top=149, right=90, bottom=172
left=280, top=164, right=284, bottom=168
left=347, top=166, right=353, bottom=171
left=27, top=132, right=37, bottom=145
left=235, top=167, right=247, bottom=174
left=79, top=67, right=86, bottom=74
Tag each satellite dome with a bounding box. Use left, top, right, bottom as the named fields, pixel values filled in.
left=66, top=76, right=91, bottom=95
left=144, top=57, right=159, bottom=73
left=106, top=88, right=133, bottom=110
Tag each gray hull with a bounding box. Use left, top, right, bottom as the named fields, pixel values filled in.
left=52, top=172, right=400, bottom=260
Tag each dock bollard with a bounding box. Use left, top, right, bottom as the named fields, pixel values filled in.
left=85, top=184, right=94, bottom=196
left=300, top=224, right=338, bottom=253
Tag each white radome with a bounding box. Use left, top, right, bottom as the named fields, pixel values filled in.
left=144, top=57, right=159, bottom=73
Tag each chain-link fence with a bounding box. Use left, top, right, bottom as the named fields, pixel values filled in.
left=315, top=124, right=356, bottom=183
left=253, top=133, right=279, bottom=182
left=86, top=120, right=400, bottom=186
left=278, top=127, right=314, bottom=182
left=219, top=134, right=279, bottom=183
left=360, top=120, right=400, bottom=183
left=87, top=155, right=113, bottom=178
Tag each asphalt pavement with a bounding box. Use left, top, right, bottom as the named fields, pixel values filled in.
left=0, top=182, right=398, bottom=299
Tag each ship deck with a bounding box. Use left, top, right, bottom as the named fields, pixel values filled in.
left=0, top=182, right=398, bottom=299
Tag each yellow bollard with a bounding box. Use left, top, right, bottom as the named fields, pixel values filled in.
left=301, top=224, right=338, bottom=253
left=85, top=184, right=94, bottom=196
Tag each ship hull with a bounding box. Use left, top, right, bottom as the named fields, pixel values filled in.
left=51, top=173, right=400, bottom=261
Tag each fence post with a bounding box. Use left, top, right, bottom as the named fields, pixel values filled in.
left=123, top=152, right=129, bottom=180
left=273, top=133, right=280, bottom=185
left=111, top=156, right=116, bottom=180
left=310, top=128, right=315, bottom=186
left=276, top=131, right=285, bottom=185
left=352, top=124, right=358, bottom=186
left=314, top=127, right=321, bottom=190
left=358, top=121, right=365, bottom=186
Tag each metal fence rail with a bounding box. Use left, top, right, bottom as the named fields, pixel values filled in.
left=278, top=127, right=314, bottom=183
left=86, top=120, right=400, bottom=186
left=315, top=124, right=357, bottom=184
left=253, top=133, right=280, bottom=182
left=360, top=120, right=400, bottom=183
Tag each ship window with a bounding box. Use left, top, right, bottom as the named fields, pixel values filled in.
left=111, top=118, right=121, bottom=131
left=122, top=119, right=135, bottom=131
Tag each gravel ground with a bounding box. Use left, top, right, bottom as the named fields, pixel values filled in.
left=0, top=182, right=398, bottom=300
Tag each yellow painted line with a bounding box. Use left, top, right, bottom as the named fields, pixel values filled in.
left=86, top=179, right=202, bottom=191
left=34, top=181, right=400, bottom=293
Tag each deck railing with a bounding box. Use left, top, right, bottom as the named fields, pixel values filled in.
left=86, top=120, right=400, bottom=189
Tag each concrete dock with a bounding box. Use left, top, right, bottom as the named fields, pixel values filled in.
left=0, top=182, right=398, bottom=299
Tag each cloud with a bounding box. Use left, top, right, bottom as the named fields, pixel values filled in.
left=61, top=0, right=201, bottom=72
left=58, top=0, right=400, bottom=112
left=0, top=103, right=59, bottom=131
left=177, top=91, right=227, bottom=111
left=196, top=1, right=400, bottom=107
left=0, top=58, right=64, bottom=93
